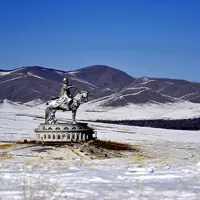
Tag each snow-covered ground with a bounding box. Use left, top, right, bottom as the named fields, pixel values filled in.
left=0, top=100, right=200, bottom=200
left=78, top=100, right=200, bottom=120
left=1, top=157, right=200, bottom=200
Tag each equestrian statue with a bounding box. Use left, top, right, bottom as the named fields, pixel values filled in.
left=45, top=77, right=88, bottom=124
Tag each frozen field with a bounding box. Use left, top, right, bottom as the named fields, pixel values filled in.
left=79, top=98, right=200, bottom=120
left=0, top=100, right=200, bottom=200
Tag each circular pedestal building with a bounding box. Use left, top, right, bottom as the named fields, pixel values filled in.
left=34, top=122, right=96, bottom=142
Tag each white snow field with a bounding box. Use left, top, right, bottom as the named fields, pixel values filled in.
left=0, top=100, right=200, bottom=200
left=78, top=99, right=200, bottom=120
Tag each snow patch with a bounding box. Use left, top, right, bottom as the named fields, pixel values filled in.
left=24, top=99, right=44, bottom=106
left=27, top=72, right=45, bottom=80
left=0, top=76, right=23, bottom=84
left=0, top=71, right=12, bottom=76
left=70, top=77, right=98, bottom=88
left=67, top=71, right=80, bottom=75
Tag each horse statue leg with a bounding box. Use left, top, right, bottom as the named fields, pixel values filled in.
left=45, top=106, right=58, bottom=124
left=72, top=110, right=77, bottom=124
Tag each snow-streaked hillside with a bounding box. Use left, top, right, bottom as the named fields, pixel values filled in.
left=1, top=65, right=200, bottom=105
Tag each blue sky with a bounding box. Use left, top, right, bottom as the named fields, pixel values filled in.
left=0, top=0, right=200, bottom=81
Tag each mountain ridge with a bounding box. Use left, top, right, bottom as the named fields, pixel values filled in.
left=0, top=65, right=200, bottom=106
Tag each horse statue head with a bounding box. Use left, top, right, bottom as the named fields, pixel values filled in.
left=73, top=90, right=89, bottom=104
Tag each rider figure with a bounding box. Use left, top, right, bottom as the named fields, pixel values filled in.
left=60, top=77, right=77, bottom=104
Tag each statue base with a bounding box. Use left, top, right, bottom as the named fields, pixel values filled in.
left=34, top=122, right=97, bottom=142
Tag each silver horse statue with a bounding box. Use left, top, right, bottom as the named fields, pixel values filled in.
left=45, top=78, right=88, bottom=124
left=45, top=90, right=88, bottom=124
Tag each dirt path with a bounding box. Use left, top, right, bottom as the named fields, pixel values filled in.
left=135, top=141, right=200, bottom=163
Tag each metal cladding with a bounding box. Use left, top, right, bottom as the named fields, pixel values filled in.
left=34, top=78, right=97, bottom=142
left=35, top=123, right=96, bottom=142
